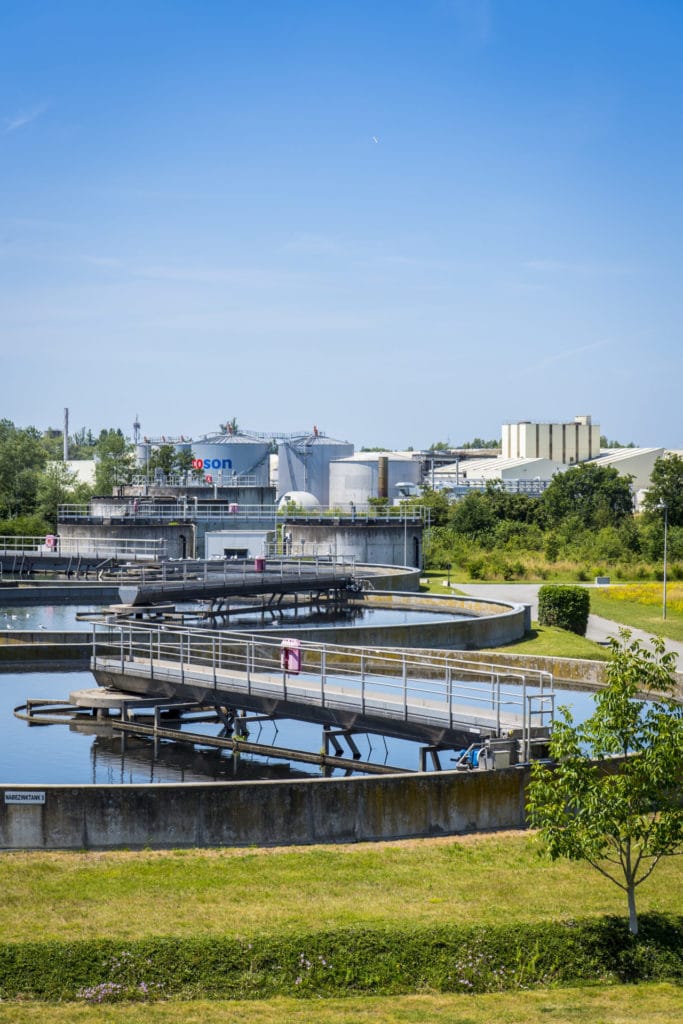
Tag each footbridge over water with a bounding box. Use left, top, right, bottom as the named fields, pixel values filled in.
left=115, top=555, right=360, bottom=607
left=91, top=623, right=555, bottom=763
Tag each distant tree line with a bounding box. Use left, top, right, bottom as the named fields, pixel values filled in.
left=419, top=456, right=683, bottom=580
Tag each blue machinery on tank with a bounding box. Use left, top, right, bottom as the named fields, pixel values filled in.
left=88, top=621, right=555, bottom=771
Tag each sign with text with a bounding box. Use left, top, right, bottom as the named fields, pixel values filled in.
left=4, top=791, right=45, bottom=805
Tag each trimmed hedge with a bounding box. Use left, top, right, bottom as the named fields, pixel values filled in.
left=538, top=584, right=590, bottom=635
left=0, top=916, right=681, bottom=1002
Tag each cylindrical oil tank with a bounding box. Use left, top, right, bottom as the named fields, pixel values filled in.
left=329, top=454, right=421, bottom=506
left=277, top=432, right=354, bottom=504
left=191, top=432, right=271, bottom=485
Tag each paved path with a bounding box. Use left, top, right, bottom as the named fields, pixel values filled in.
left=453, top=582, right=683, bottom=664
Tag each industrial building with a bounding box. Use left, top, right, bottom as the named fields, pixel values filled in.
left=435, top=415, right=665, bottom=505
left=502, top=414, right=600, bottom=463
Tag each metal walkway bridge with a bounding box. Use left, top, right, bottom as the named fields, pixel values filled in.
left=90, top=622, right=555, bottom=757
left=114, top=556, right=359, bottom=607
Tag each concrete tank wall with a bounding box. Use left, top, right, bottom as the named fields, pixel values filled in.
left=58, top=522, right=196, bottom=560
left=260, top=592, right=528, bottom=650
left=286, top=522, right=424, bottom=569
left=0, top=767, right=532, bottom=850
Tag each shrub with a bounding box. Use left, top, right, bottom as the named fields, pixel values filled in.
left=538, top=585, right=590, bottom=636
left=0, top=918, right=680, bottom=1000
left=467, top=557, right=486, bottom=580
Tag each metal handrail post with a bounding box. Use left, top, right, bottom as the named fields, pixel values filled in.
left=321, top=648, right=326, bottom=707
left=361, top=653, right=365, bottom=713
left=149, top=631, right=154, bottom=681
left=120, top=629, right=124, bottom=673
left=212, top=637, right=216, bottom=686
left=403, top=654, right=408, bottom=721
left=447, top=666, right=452, bottom=728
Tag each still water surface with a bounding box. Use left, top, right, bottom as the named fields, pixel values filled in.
left=0, top=604, right=598, bottom=784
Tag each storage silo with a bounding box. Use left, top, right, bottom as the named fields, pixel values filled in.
left=329, top=453, right=421, bottom=506
left=191, top=430, right=272, bottom=486
left=277, top=428, right=354, bottom=504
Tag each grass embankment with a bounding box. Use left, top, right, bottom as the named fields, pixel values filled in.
left=590, top=583, right=683, bottom=643
left=492, top=624, right=610, bottom=659
left=4, top=834, right=682, bottom=942
left=0, top=985, right=681, bottom=1023
left=0, top=835, right=681, bottom=1009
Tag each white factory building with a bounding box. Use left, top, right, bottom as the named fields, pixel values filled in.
left=502, top=414, right=600, bottom=463
left=434, top=415, right=666, bottom=504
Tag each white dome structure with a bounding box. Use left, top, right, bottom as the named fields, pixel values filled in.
left=277, top=490, right=321, bottom=510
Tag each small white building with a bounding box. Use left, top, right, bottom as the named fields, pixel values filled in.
left=204, top=529, right=271, bottom=559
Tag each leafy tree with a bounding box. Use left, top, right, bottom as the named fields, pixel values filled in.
left=448, top=491, right=498, bottom=542
left=527, top=631, right=683, bottom=935
left=94, top=429, right=135, bottom=494
left=174, top=449, right=195, bottom=474
left=147, top=444, right=177, bottom=477
left=600, top=435, right=637, bottom=449
left=70, top=427, right=97, bottom=459
left=459, top=437, right=501, bottom=450
left=407, top=486, right=450, bottom=527
left=0, top=420, right=48, bottom=518
left=34, top=463, right=93, bottom=528
left=35, top=462, right=80, bottom=526
left=642, top=454, right=683, bottom=528
left=539, top=463, right=634, bottom=531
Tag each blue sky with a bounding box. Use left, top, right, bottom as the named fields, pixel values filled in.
left=2, top=0, right=682, bottom=449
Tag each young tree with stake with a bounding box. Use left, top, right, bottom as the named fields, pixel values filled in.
left=527, top=630, right=683, bottom=935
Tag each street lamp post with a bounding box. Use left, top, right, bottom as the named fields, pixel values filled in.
left=658, top=501, right=668, bottom=620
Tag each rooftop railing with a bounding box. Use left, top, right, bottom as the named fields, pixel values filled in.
left=58, top=502, right=429, bottom=524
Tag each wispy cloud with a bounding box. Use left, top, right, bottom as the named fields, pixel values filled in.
left=283, top=233, right=341, bottom=257
left=523, top=258, right=633, bottom=277
left=134, top=264, right=310, bottom=288
left=3, top=102, right=49, bottom=135
left=82, top=255, right=124, bottom=269
left=517, top=338, right=612, bottom=376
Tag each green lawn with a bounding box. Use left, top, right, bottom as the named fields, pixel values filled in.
left=0, top=984, right=680, bottom=1023
left=491, top=623, right=610, bottom=659
left=589, top=589, right=683, bottom=643
left=1, top=833, right=681, bottom=943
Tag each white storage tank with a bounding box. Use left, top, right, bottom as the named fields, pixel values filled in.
left=191, top=430, right=272, bottom=486
left=329, top=453, right=421, bottom=506
left=278, top=428, right=354, bottom=504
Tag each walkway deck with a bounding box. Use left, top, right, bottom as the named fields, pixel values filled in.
left=91, top=623, right=554, bottom=749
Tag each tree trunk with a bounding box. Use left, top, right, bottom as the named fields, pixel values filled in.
left=627, top=884, right=638, bottom=936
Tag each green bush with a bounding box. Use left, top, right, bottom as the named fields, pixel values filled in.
left=538, top=585, right=590, bottom=636
left=467, top=556, right=487, bottom=580
left=0, top=918, right=680, bottom=1002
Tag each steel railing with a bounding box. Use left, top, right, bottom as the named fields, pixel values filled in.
left=89, top=621, right=555, bottom=742
left=0, top=534, right=165, bottom=560
left=58, top=502, right=429, bottom=524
